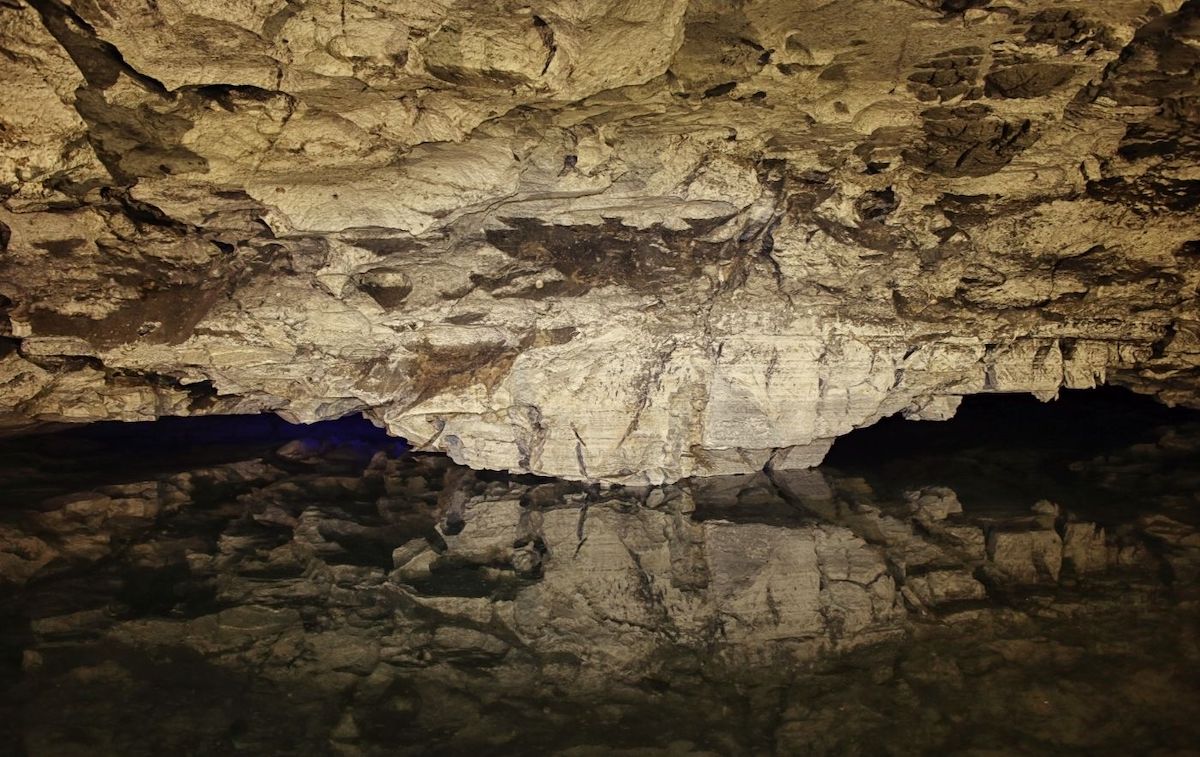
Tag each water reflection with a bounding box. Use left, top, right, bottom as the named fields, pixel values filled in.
left=1, top=407, right=1199, bottom=755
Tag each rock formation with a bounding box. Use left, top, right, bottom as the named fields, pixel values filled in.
left=1, top=0, right=1198, bottom=482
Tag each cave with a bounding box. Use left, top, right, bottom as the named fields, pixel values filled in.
left=2, top=0, right=1200, bottom=753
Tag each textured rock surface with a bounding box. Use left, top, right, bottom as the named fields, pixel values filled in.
left=1, top=0, right=1199, bottom=482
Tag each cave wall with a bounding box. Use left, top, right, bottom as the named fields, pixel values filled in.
left=1, top=0, right=1198, bottom=482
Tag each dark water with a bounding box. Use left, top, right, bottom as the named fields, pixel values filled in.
left=1, top=390, right=1199, bottom=756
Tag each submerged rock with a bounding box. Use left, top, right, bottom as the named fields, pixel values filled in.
left=986, top=528, right=1064, bottom=585
left=1, top=421, right=1199, bottom=754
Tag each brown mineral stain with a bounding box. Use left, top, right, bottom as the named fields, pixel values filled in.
left=484, top=218, right=736, bottom=295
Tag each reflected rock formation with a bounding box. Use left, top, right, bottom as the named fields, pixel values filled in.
left=2, top=423, right=1199, bottom=754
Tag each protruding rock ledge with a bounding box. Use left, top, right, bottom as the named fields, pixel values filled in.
left=1, top=0, right=1197, bottom=481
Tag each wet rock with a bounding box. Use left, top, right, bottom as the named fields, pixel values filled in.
left=905, top=487, right=963, bottom=522
left=1062, top=522, right=1109, bottom=576
left=308, top=632, right=381, bottom=676
left=987, top=528, right=1063, bottom=584
left=1138, top=514, right=1200, bottom=583
left=441, top=498, right=525, bottom=564
left=432, top=626, right=510, bottom=657
left=1139, top=514, right=1200, bottom=549
left=905, top=568, right=988, bottom=608
left=815, top=527, right=888, bottom=585
left=928, top=523, right=988, bottom=563
left=1, top=424, right=1199, bottom=753
left=0, top=525, right=55, bottom=587
left=704, top=522, right=823, bottom=643
left=30, top=608, right=113, bottom=639
left=216, top=605, right=303, bottom=636
left=391, top=546, right=437, bottom=582
left=391, top=538, right=430, bottom=570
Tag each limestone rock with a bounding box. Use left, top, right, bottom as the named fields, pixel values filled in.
left=1062, top=521, right=1109, bottom=576
left=1, top=0, right=1199, bottom=482
left=905, top=487, right=963, bottom=522
left=905, top=568, right=988, bottom=608
left=987, top=528, right=1064, bottom=584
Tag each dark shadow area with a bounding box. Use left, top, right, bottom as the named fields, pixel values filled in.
left=826, top=386, right=1199, bottom=460
left=0, top=414, right=406, bottom=508
left=823, top=386, right=1200, bottom=520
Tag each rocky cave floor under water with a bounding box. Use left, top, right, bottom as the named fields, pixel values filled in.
left=1, top=389, right=1199, bottom=756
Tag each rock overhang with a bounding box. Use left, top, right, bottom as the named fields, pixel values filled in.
left=0, top=0, right=1197, bottom=482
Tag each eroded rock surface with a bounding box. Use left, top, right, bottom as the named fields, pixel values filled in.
left=2, top=0, right=1199, bottom=482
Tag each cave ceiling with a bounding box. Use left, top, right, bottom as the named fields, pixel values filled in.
left=1, top=0, right=1198, bottom=483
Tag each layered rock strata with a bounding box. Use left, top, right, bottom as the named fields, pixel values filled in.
left=2, top=0, right=1199, bottom=482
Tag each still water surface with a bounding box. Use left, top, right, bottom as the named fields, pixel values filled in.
left=1, top=390, right=1198, bottom=755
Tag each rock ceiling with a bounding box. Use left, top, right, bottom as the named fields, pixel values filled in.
left=1, top=0, right=1198, bottom=482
